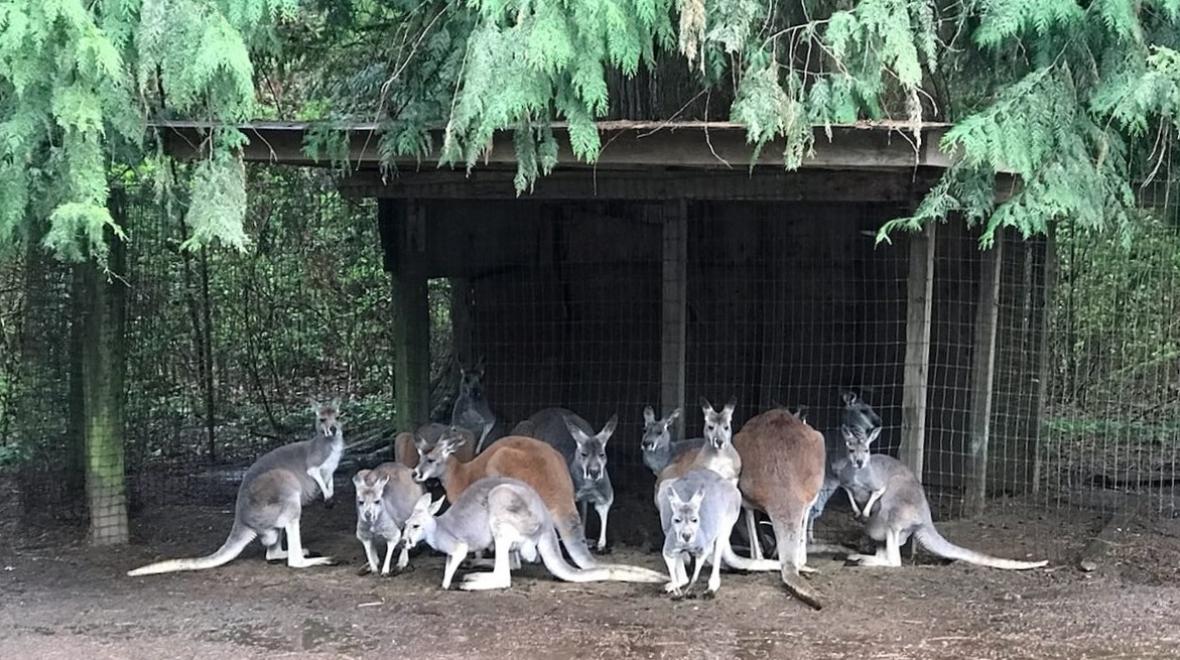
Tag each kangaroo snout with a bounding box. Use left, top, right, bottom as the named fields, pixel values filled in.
left=680, top=531, right=694, bottom=543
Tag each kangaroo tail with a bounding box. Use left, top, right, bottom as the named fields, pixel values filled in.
left=769, top=512, right=824, bottom=610
left=721, top=539, right=780, bottom=572
left=914, top=525, right=1047, bottom=570
left=127, top=522, right=256, bottom=576
left=555, top=511, right=597, bottom=570
left=538, top=526, right=663, bottom=583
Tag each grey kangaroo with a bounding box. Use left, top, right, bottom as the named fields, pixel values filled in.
left=514, top=408, right=616, bottom=553
left=128, top=401, right=344, bottom=576
left=809, top=391, right=882, bottom=543
left=658, top=468, right=778, bottom=599
left=640, top=406, right=704, bottom=475
left=452, top=357, right=502, bottom=453
left=837, top=426, right=1048, bottom=570
left=400, top=476, right=665, bottom=590
left=354, top=462, right=425, bottom=576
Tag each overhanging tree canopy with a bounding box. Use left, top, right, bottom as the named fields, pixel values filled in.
left=3, top=0, right=1180, bottom=260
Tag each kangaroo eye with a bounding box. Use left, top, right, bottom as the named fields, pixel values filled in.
left=707, top=424, right=715, bottom=431
left=690, top=518, right=699, bottom=524
left=672, top=517, right=681, bottom=524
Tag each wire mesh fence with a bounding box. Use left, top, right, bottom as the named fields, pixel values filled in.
left=1, top=165, right=1177, bottom=551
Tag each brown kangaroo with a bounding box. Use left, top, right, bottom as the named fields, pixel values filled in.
left=411, top=429, right=663, bottom=581
left=733, top=408, right=827, bottom=610
left=395, top=423, right=476, bottom=469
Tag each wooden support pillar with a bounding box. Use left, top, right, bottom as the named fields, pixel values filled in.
left=82, top=191, right=129, bottom=546
left=380, top=199, right=431, bottom=433
left=964, top=233, right=1003, bottom=516
left=899, top=222, right=935, bottom=481
left=661, top=200, right=688, bottom=439
left=1031, top=234, right=1056, bottom=494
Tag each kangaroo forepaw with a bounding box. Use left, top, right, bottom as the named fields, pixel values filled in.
left=593, top=543, right=612, bottom=556
left=799, top=565, right=819, bottom=576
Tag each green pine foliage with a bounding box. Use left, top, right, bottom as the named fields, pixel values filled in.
left=7, top=0, right=1180, bottom=255
left=0, top=0, right=292, bottom=261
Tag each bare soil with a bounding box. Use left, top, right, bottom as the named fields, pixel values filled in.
left=3, top=494, right=1180, bottom=660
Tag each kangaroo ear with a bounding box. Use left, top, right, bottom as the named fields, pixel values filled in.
left=866, top=426, right=882, bottom=445
left=688, top=489, right=705, bottom=508
left=667, top=408, right=682, bottom=425
left=442, top=430, right=467, bottom=455
left=352, top=471, right=367, bottom=488
left=428, top=495, right=446, bottom=515
left=563, top=415, right=592, bottom=444
left=309, top=397, right=321, bottom=411
left=840, top=425, right=855, bottom=442
left=413, top=493, right=434, bottom=511
left=723, top=397, right=737, bottom=414
left=668, top=488, right=685, bottom=508
left=643, top=406, right=656, bottom=425
left=413, top=434, right=430, bottom=453
left=374, top=475, right=390, bottom=492
left=599, top=414, right=618, bottom=442
left=699, top=396, right=714, bottom=413
left=842, top=390, right=858, bottom=406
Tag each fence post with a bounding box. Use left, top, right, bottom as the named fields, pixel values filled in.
left=899, top=222, right=935, bottom=481
left=661, top=200, right=688, bottom=439
left=1031, top=233, right=1056, bottom=494
left=965, top=232, right=1004, bottom=516
left=82, top=190, right=130, bottom=546
left=381, top=199, right=431, bottom=435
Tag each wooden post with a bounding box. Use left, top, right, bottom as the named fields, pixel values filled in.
left=1031, top=234, right=1056, bottom=494
left=82, top=192, right=130, bottom=546
left=381, top=199, right=431, bottom=433
left=661, top=200, right=688, bottom=439
left=899, top=222, right=935, bottom=481
left=964, top=233, right=1004, bottom=516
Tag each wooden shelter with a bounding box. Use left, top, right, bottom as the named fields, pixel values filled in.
left=158, top=119, right=1046, bottom=513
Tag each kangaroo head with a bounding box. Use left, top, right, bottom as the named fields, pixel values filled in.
left=352, top=471, right=390, bottom=524
left=667, top=487, right=706, bottom=545
left=840, top=390, right=882, bottom=434
left=565, top=414, right=615, bottom=483
left=841, top=424, right=881, bottom=470
left=699, top=396, right=736, bottom=449
left=402, top=493, right=445, bottom=549
left=310, top=399, right=342, bottom=438
left=412, top=428, right=467, bottom=482
left=458, top=357, right=486, bottom=398
left=641, top=406, right=681, bottom=453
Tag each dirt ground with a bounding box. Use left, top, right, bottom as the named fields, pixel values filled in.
left=3, top=495, right=1180, bottom=660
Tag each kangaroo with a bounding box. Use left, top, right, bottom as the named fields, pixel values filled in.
left=128, top=401, right=344, bottom=576
left=810, top=391, right=883, bottom=542
left=514, top=408, right=616, bottom=552
left=411, top=428, right=662, bottom=581
left=837, top=431, right=1048, bottom=570
left=658, top=468, right=779, bottom=599
left=451, top=357, right=503, bottom=453
left=640, top=406, right=704, bottom=476
left=655, top=397, right=741, bottom=488
left=401, top=477, right=665, bottom=590
left=733, top=407, right=827, bottom=609
left=354, top=462, right=425, bottom=576
left=395, top=423, right=476, bottom=469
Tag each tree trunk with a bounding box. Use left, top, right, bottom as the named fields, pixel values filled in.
left=82, top=201, right=130, bottom=546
